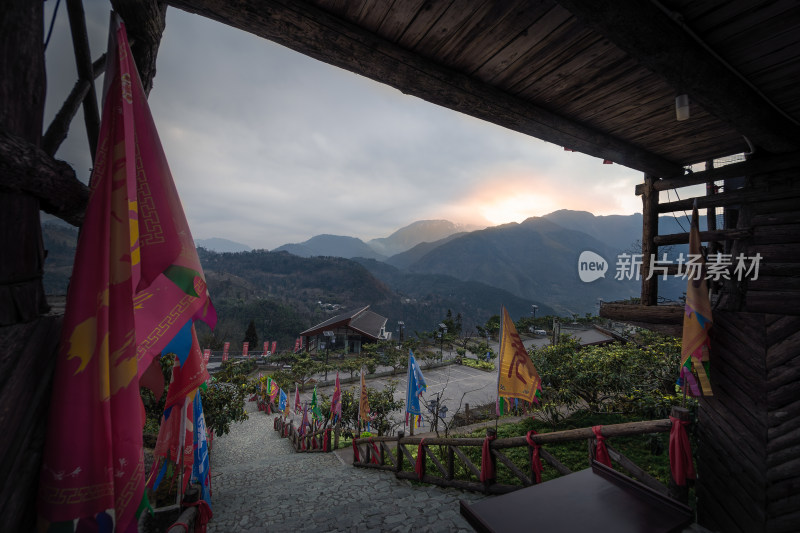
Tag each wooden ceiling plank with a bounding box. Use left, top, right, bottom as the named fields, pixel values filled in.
left=165, top=0, right=681, bottom=176
left=473, top=5, right=572, bottom=81
left=354, top=0, right=393, bottom=34
left=495, top=21, right=592, bottom=91
left=437, top=1, right=541, bottom=67
left=703, top=4, right=799, bottom=44
left=431, top=0, right=500, bottom=60
left=396, top=0, right=455, bottom=49
left=449, top=0, right=556, bottom=73
left=553, top=0, right=800, bottom=153
left=514, top=35, right=619, bottom=101
left=685, top=0, right=784, bottom=34
left=411, top=0, right=485, bottom=56
left=538, top=58, right=642, bottom=114
left=341, top=0, right=370, bottom=21
left=377, top=0, right=428, bottom=42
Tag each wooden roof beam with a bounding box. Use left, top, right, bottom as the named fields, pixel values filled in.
left=164, top=0, right=681, bottom=177
left=553, top=0, right=800, bottom=154
left=110, top=0, right=168, bottom=96
left=0, top=130, right=89, bottom=227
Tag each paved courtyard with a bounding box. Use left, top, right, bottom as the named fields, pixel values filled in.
left=207, top=399, right=487, bottom=532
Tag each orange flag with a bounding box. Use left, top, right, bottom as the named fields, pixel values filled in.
left=497, top=307, right=542, bottom=404
left=679, top=204, right=713, bottom=396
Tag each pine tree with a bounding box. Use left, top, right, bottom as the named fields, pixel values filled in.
left=243, top=319, right=258, bottom=346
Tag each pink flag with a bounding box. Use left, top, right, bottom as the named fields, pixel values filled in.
left=294, top=338, right=300, bottom=352
left=271, top=340, right=277, bottom=354
left=263, top=341, right=268, bottom=355
left=222, top=341, right=230, bottom=362
left=294, top=384, right=301, bottom=414
left=331, top=372, right=342, bottom=422
left=38, top=16, right=214, bottom=531
left=242, top=341, right=249, bottom=358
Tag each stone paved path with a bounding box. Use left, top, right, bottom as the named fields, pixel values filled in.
left=207, top=401, right=487, bottom=532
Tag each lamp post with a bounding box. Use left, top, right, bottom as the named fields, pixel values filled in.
left=438, top=323, right=447, bottom=361
left=323, top=330, right=334, bottom=381
left=397, top=321, right=405, bottom=347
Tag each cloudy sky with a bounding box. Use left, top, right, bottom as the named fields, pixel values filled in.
left=44, top=1, right=647, bottom=250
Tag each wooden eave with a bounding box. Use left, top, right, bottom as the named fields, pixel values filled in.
left=160, top=0, right=800, bottom=176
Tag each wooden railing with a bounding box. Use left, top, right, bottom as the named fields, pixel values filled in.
left=273, top=415, right=332, bottom=453
left=352, top=407, right=691, bottom=503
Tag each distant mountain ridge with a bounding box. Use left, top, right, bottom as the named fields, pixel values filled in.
left=196, top=237, right=252, bottom=253
left=368, top=220, right=482, bottom=257
left=274, top=234, right=387, bottom=260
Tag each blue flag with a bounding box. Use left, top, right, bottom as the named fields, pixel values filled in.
left=405, top=351, right=427, bottom=415
left=279, top=388, right=287, bottom=412
left=191, top=391, right=212, bottom=509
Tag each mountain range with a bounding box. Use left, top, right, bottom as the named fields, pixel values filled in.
left=41, top=209, right=693, bottom=344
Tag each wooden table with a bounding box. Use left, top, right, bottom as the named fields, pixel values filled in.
left=460, top=462, right=693, bottom=533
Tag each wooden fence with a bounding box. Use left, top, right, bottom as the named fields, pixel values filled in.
left=352, top=407, right=691, bottom=503
left=273, top=415, right=333, bottom=453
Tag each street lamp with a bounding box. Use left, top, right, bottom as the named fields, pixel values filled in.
left=438, top=323, right=447, bottom=361
left=397, top=321, right=405, bottom=347
left=323, top=330, right=334, bottom=381
left=531, top=305, right=538, bottom=319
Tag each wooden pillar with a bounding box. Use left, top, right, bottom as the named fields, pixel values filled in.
left=641, top=174, right=659, bottom=305
left=697, top=310, right=800, bottom=533
left=0, top=3, right=56, bottom=531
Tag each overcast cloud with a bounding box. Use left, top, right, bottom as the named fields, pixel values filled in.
left=44, top=1, right=646, bottom=250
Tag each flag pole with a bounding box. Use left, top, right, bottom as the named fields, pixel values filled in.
left=495, top=307, right=504, bottom=433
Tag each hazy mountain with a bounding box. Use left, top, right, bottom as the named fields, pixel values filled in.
left=368, top=219, right=482, bottom=257
left=541, top=209, right=703, bottom=254
left=273, top=234, right=387, bottom=260
left=385, top=232, right=468, bottom=270
left=354, top=257, right=554, bottom=325
left=542, top=210, right=642, bottom=253
left=196, top=237, right=252, bottom=253
left=401, top=217, right=641, bottom=315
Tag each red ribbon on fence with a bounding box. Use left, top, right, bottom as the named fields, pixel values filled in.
left=415, top=439, right=426, bottom=480
left=526, top=430, right=543, bottom=484
left=352, top=439, right=360, bottom=462
left=669, top=416, right=696, bottom=485
left=592, top=426, right=612, bottom=468
left=179, top=499, right=213, bottom=533
left=311, top=433, right=318, bottom=450
left=323, top=428, right=331, bottom=452
left=369, top=438, right=380, bottom=464
left=480, top=434, right=497, bottom=482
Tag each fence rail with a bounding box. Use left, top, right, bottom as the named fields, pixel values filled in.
left=273, top=415, right=332, bottom=453
left=352, top=407, right=691, bottom=502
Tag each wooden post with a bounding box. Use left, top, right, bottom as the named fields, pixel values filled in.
left=641, top=173, right=659, bottom=305
left=396, top=431, right=404, bottom=474
left=447, top=446, right=455, bottom=481
left=668, top=406, right=690, bottom=504
left=465, top=403, right=470, bottom=425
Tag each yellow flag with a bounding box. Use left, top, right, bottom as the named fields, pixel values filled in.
left=498, top=307, right=542, bottom=403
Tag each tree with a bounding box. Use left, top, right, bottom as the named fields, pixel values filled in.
left=243, top=319, right=258, bottom=346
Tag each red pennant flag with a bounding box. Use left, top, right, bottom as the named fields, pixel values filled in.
left=38, top=16, right=214, bottom=531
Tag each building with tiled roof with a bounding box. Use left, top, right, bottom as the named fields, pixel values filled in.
left=300, top=305, right=390, bottom=354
